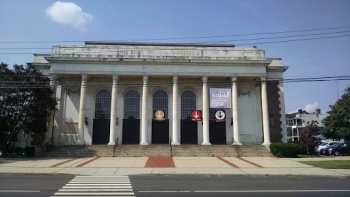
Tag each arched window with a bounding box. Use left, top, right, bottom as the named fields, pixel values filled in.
left=181, top=90, right=196, bottom=119
left=153, top=90, right=168, bottom=118
left=124, top=90, right=140, bottom=119
left=95, top=89, right=111, bottom=119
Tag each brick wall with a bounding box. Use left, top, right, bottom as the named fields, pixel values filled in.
left=267, top=80, right=282, bottom=142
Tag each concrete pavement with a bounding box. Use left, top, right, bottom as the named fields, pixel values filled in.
left=0, top=156, right=349, bottom=177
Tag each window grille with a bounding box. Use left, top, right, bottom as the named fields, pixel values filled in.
left=95, top=89, right=111, bottom=119
left=153, top=90, right=168, bottom=118
left=124, top=90, right=140, bottom=119
left=181, top=90, right=196, bottom=119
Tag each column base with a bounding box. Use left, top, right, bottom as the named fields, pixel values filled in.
left=107, top=142, right=116, bottom=145
left=171, top=142, right=180, bottom=145
left=232, top=142, right=242, bottom=145
left=262, top=141, right=271, bottom=146
left=140, top=142, right=149, bottom=145
left=201, top=142, right=211, bottom=145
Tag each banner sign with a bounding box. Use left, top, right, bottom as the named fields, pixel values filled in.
left=210, top=88, right=231, bottom=109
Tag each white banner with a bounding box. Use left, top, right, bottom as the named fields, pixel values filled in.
left=210, top=88, right=231, bottom=109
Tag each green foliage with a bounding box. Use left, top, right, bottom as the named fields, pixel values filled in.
left=2, top=146, right=35, bottom=157
left=0, top=62, right=57, bottom=156
left=323, top=87, right=350, bottom=141
left=299, top=121, right=319, bottom=155
left=270, top=143, right=302, bottom=158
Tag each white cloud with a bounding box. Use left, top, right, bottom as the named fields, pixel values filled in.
left=304, top=102, right=319, bottom=113
left=289, top=102, right=319, bottom=114
left=46, top=1, right=93, bottom=30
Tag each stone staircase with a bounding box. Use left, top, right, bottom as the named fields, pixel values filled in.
left=45, top=144, right=273, bottom=157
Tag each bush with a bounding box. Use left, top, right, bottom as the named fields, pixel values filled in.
left=1, top=146, right=35, bottom=157
left=270, top=143, right=301, bottom=158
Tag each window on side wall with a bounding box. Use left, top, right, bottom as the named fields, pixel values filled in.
left=269, top=115, right=275, bottom=127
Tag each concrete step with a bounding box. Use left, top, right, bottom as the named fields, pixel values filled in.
left=45, top=144, right=271, bottom=157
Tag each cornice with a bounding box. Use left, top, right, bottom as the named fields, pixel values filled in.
left=45, top=57, right=272, bottom=67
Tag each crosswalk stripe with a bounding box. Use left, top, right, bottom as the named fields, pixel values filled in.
left=52, top=175, right=135, bottom=196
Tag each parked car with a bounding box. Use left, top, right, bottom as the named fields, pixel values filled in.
left=316, top=142, right=341, bottom=155
left=323, top=143, right=350, bottom=156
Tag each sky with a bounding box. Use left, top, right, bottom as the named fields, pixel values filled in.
left=1, top=0, right=349, bottom=116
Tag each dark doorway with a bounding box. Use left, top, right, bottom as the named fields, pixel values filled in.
left=93, top=89, right=111, bottom=144
left=152, top=119, right=169, bottom=144
left=209, top=121, right=226, bottom=144
left=122, top=119, right=140, bottom=144
left=92, top=119, right=110, bottom=144
left=181, top=119, right=198, bottom=144
left=123, top=90, right=140, bottom=144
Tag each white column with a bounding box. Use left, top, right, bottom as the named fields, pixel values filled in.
left=108, top=74, right=118, bottom=145
left=279, top=82, right=288, bottom=143
left=261, top=77, right=271, bottom=145
left=202, top=76, right=211, bottom=145
left=140, top=75, right=149, bottom=145
left=47, top=74, right=57, bottom=144
left=171, top=76, right=180, bottom=145
left=232, top=77, right=242, bottom=145
left=78, top=74, right=88, bottom=144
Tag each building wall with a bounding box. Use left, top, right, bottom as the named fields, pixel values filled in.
left=31, top=43, right=288, bottom=145
left=267, top=80, right=282, bottom=142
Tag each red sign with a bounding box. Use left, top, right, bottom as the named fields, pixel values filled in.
left=191, top=110, right=202, bottom=121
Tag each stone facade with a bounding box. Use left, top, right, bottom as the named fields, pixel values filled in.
left=30, top=42, right=288, bottom=146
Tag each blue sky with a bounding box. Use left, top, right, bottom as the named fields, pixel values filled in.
left=1, top=0, right=349, bottom=115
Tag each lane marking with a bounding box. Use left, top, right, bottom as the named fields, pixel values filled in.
left=237, top=157, right=264, bottom=168
left=217, top=157, right=239, bottom=168
left=194, top=190, right=350, bottom=193
left=50, top=158, right=77, bottom=167
left=138, top=190, right=350, bottom=193
left=75, top=157, right=100, bottom=167
left=0, top=190, right=40, bottom=192
left=54, top=192, right=134, bottom=195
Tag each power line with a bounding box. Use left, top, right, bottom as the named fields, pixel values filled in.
left=1, top=25, right=350, bottom=44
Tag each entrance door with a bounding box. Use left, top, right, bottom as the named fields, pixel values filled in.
left=209, top=109, right=226, bottom=144
left=180, top=90, right=198, bottom=144
left=122, top=119, right=140, bottom=144
left=152, top=90, right=169, bottom=144
left=122, top=90, right=140, bottom=144
left=92, top=119, right=110, bottom=144
left=181, top=119, right=198, bottom=144
left=152, top=119, right=169, bottom=144
left=92, top=89, right=111, bottom=144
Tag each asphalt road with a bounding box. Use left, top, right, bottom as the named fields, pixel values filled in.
left=130, top=174, right=350, bottom=197
left=0, top=174, right=74, bottom=197
left=1, top=174, right=350, bottom=197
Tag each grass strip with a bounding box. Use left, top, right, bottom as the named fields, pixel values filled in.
left=300, top=160, right=350, bottom=169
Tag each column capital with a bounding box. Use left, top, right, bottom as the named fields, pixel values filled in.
left=50, top=73, right=57, bottom=79
left=81, top=74, right=88, bottom=86
left=112, top=74, right=119, bottom=79
left=202, top=76, right=208, bottom=84
left=231, top=77, right=238, bottom=83
left=143, top=75, right=149, bottom=84
left=260, top=75, right=267, bottom=81
left=112, top=74, right=119, bottom=84
left=50, top=74, right=57, bottom=88
left=173, top=76, right=178, bottom=84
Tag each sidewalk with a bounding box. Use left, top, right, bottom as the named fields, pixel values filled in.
left=0, top=156, right=349, bottom=177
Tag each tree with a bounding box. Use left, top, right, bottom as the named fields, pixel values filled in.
left=0, top=63, right=57, bottom=156
left=299, top=121, right=319, bottom=155
left=323, top=87, right=350, bottom=141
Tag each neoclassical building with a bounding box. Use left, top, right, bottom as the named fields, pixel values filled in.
left=30, top=42, right=288, bottom=146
